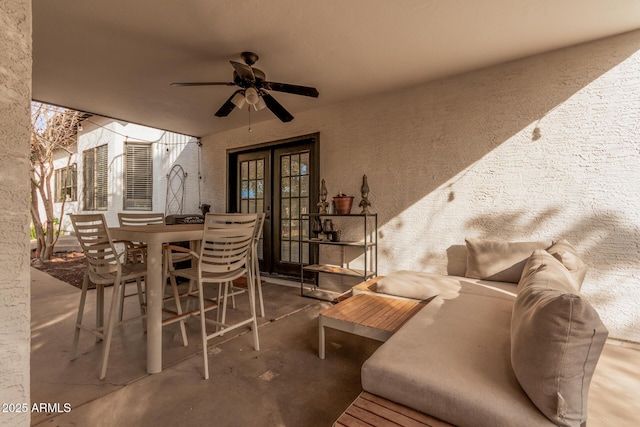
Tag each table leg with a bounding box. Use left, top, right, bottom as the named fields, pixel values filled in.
left=146, top=241, right=163, bottom=374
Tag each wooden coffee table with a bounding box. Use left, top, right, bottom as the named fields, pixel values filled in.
left=319, top=293, right=425, bottom=359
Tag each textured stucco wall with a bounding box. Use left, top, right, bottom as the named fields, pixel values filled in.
left=201, top=30, right=640, bottom=342
left=0, top=1, right=31, bottom=425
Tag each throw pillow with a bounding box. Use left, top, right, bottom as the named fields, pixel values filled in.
left=376, top=270, right=461, bottom=301
left=464, top=238, right=552, bottom=283
left=547, top=239, right=588, bottom=290
left=511, top=250, right=608, bottom=427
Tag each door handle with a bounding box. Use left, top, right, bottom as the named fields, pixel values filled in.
left=265, top=206, right=271, bottom=220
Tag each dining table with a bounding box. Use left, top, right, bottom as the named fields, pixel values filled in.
left=109, top=223, right=204, bottom=374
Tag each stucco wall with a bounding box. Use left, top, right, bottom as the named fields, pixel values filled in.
left=0, top=0, right=31, bottom=425
left=201, top=30, right=640, bottom=342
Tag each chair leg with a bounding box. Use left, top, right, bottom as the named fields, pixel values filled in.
left=185, top=279, right=195, bottom=313
left=230, top=281, right=236, bottom=309
left=71, top=272, right=90, bottom=360
left=135, top=278, right=146, bottom=332
left=221, top=281, right=230, bottom=327
left=118, top=280, right=126, bottom=322
left=254, top=253, right=265, bottom=318
left=96, top=283, right=105, bottom=343
left=246, top=272, right=260, bottom=351
left=99, top=278, right=123, bottom=380
left=197, top=279, right=209, bottom=380
left=215, top=282, right=223, bottom=331
left=169, top=273, right=188, bottom=346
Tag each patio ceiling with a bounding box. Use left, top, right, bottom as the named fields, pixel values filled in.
left=32, top=0, right=640, bottom=138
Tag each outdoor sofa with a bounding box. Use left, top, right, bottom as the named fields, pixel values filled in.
left=338, top=238, right=608, bottom=427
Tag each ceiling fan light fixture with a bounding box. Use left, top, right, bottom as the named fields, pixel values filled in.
left=231, top=91, right=246, bottom=109
left=254, top=95, right=267, bottom=111
left=245, top=87, right=259, bottom=105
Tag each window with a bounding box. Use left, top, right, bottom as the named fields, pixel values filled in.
left=82, top=144, right=108, bottom=210
left=124, top=143, right=152, bottom=210
left=54, top=163, right=77, bottom=202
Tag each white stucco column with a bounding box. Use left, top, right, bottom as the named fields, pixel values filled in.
left=0, top=1, right=32, bottom=426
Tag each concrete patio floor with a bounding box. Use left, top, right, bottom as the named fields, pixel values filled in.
left=30, top=268, right=640, bottom=426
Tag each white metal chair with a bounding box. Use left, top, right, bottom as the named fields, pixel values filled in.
left=169, top=213, right=259, bottom=379
left=70, top=214, right=147, bottom=379
left=117, top=212, right=190, bottom=346
left=226, top=213, right=266, bottom=317
left=117, top=212, right=165, bottom=263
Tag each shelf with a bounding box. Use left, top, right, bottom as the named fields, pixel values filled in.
left=303, top=239, right=376, bottom=247
left=302, top=213, right=377, bottom=218
left=303, top=264, right=376, bottom=278
left=299, top=212, right=377, bottom=301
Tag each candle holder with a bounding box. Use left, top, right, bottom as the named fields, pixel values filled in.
left=359, top=174, right=371, bottom=214
left=317, top=178, right=329, bottom=214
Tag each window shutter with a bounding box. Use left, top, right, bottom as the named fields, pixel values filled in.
left=95, top=144, right=108, bottom=209
left=82, top=145, right=107, bottom=210
left=124, top=143, right=152, bottom=210
left=83, top=149, right=95, bottom=210
left=54, top=164, right=77, bottom=202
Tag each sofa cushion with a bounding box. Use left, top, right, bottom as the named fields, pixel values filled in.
left=465, top=238, right=552, bottom=283
left=511, top=250, right=608, bottom=427
left=362, top=276, right=555, bottom=427
left=376, top=270, right=462, bottom=301
left=546, top=239, right=588, bottom=289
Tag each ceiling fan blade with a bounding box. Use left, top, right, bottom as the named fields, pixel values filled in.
left=215, top=90, right=243, bottom=117
left=170, top=82, right=235, bottom=87
left=263, top=81, right=319, bottom=98
left=230, top=61, right=255, bottom=82
left=261, top=92, right=294, bottom=122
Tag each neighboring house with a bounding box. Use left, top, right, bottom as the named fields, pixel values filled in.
left=47, top=115, right=202, bottom=232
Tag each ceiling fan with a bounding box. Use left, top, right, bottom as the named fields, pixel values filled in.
left=171, top=52, right=319, bottom=123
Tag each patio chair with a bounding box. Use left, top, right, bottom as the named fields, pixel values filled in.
left=70, top=214, right=147, bottom=379
left=117, top=212, right=165, bottom=263
left=225, top=213, right=266, bottom=317
left=117, top=212, right=190, bottom=347
left=169, top=213, right=259, bottom=379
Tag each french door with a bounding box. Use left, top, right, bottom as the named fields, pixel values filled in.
left=229, top=135, right=318, bottom=277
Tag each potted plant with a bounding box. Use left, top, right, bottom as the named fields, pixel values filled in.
left=333, top=192, right=354, bottom=214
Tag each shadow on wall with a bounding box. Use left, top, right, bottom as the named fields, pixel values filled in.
left=443, top=208, right=640, bottom=274
left=437, top=207, right=640, bottom=339
left=367, top=30, right=640, bottom=247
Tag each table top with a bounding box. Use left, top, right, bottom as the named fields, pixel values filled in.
left=319, top=293, right=425, bottom=333
left=109, top=223, right=204, bottom=244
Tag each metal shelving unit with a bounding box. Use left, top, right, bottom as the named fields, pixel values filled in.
left=299, top=213, right=377, bottom=301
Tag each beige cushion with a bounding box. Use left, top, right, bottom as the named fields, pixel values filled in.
left=376, top=270, right=462, bottom=300
left=511, top=250, right=608, bottom=427
left=363, top=277, right=554, bottom=427
left=547, top=239, right=588, bottom=289
left=465, top=238, right=552, bottom=283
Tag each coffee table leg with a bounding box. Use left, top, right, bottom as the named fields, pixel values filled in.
left=319, top=317, right=326, bottom=359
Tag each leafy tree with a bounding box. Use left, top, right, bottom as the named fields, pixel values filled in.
left=30, top=102, right=82, bottom=260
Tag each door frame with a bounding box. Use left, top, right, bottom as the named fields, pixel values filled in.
left=227, top=133, right=320, bottom=276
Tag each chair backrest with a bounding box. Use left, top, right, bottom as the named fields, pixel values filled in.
left=251, top=213, right=266, bottom=261
left=199, top=213, right=258, bottom=275
left=70, top=214, right=120, bottom=277
left=117, top=212, right=165, bottom=226
left=253, top=213, right=266, bottom=244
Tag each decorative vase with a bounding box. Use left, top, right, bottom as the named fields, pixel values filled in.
left=333, top=196, right=354, bottom=214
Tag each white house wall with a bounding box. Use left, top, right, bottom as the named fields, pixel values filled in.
left=200, top=30, right=640, bottom=342
left=51, top=117, right=201, bottom=230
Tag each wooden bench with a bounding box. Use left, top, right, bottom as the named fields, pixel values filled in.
left=334, top=392, right=453, bottom=427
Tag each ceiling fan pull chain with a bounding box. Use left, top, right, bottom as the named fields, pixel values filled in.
left=248, top=105, right=252, bottom=133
